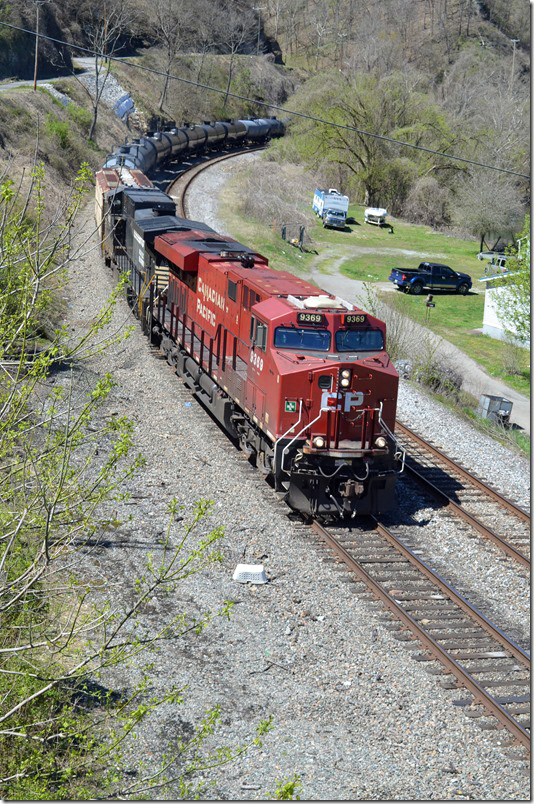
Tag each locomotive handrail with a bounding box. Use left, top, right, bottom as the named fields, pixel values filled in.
left=280, top=405, right=328, bottom=474
left=273, top=400, right=303, bottom=479
left=378, top=401, right=406, bottom=472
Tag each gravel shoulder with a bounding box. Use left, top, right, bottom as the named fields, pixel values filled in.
left=58, top=168, right=531, bottom=800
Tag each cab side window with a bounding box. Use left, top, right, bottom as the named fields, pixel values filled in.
left=256, top=321, right=268, bottom=351
left=250, top=317, right=268, bottom=351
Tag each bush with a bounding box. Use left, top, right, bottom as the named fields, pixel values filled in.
left=501, top=333, right=525, bottom=376
left=236, top=160, right=315, bottom=229
left=45, top=115, right=70, bottom=149
left=358, top=283, right=415, bottom=362
left=403, top=176, right=451, bottom=227
left=67, top=103, right=92, bottom=133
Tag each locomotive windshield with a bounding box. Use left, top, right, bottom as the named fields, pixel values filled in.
left=335, top=328, right=384, bottom=352
left=275, top=327, right=331, bottom=351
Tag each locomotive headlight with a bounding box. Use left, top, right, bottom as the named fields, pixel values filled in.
left=341, top=369, right=351, bottom=379
left=340, top=377, right=351, bottom=387
left=313, top=436, right=325, bottom=448
left=375, top=436, right=387, bottom=449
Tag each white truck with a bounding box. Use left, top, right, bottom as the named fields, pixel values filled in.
left=312, top=188, right=349, bottom=229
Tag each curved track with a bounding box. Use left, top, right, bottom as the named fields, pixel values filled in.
left=166, top=146, right=264, bottom=217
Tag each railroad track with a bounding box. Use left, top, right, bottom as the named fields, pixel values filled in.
left=309, top=518, right=530, bottom=753
left=395, top=421, right=530, bottom=569
left=166, top=146, right=264, bottom=218
left=159, top=149, right=531, bottom=754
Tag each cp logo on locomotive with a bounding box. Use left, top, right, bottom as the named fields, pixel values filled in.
left=321, top=391, right=364, bottom=411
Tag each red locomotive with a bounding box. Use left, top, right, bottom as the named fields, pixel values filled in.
left=96, top=159, right=403, bottom=518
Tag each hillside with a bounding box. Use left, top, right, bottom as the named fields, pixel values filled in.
left=0, top=0, right=529, bottom=237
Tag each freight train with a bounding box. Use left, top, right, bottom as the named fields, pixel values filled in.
left=96, top=117, right=403, bottom=518
left=102, top=116, right=285, bottom=173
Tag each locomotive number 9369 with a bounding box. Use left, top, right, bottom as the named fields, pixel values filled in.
left=297, top=312, right=324, bottom=324
left=250, top=350, right=264, bottom=371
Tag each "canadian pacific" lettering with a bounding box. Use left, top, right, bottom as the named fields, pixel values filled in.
left=196, top=298, right=216, bottom=327
left=198, top=277, right=226, bottom=310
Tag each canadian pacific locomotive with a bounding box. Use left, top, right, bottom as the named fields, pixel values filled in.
left=96, top=117, right=403, bottom=518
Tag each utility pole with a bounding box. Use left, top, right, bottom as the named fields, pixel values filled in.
left=253, top=6, right=266, bottom=56
left=33, top=0, right=49, bottom=90
left=509, top=38, right=520, bottom=92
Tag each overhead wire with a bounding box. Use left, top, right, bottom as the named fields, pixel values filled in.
left=0, top=20, right=529, bottom=179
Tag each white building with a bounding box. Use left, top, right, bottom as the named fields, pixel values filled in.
left=478, top=237, right=530, bottom=345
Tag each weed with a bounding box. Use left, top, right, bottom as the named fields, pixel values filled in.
left=45, top=115, right=70, bottom=149
left=67, top=103, right=92, bottom=132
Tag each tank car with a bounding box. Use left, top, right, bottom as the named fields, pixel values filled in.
left=222, top=119, right=247, bottom=144
left=165, top=127, right=189, bottom=157
left=102, top=116, right=285, bottom=171
left=239, top=117, right=273, bottom=141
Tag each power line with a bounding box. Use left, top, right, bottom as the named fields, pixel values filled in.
left=0, top=20, right=529, bottom=180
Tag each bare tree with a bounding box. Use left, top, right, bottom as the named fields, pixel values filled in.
left=309, top=0, right=330, bottom=71
left=151, top=0, right=194, bottom=112
left=452, top=169, right=525, bottom=251
left=216, top=1, right=255, bottom=110
left=63, top=0, right=133, bottom=141
left=192, top=0, right=218, bottom=84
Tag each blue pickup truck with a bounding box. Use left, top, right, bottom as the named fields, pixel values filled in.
left=389, top=262, right=472, bottom=295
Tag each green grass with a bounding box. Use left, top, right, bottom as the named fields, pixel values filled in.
left=381, top=290, right=530, bottom=394
left=220, top=173, right=529, bottom=399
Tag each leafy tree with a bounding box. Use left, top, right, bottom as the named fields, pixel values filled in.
left=285, top=70, right=463, bottom=211
left=492, top=214, right=531, bottom=344
left=0, top=165, right=274, bottom=798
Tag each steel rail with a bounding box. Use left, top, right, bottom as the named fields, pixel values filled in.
left=371, top=520, right=530, bottom=665
left=166, top=146, right=265, bottom=217
left=403, top=460, right=530, bottom=568
left=396, top=420, right=530, bottom=524
left=310, top=520, right=531, bottom=750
